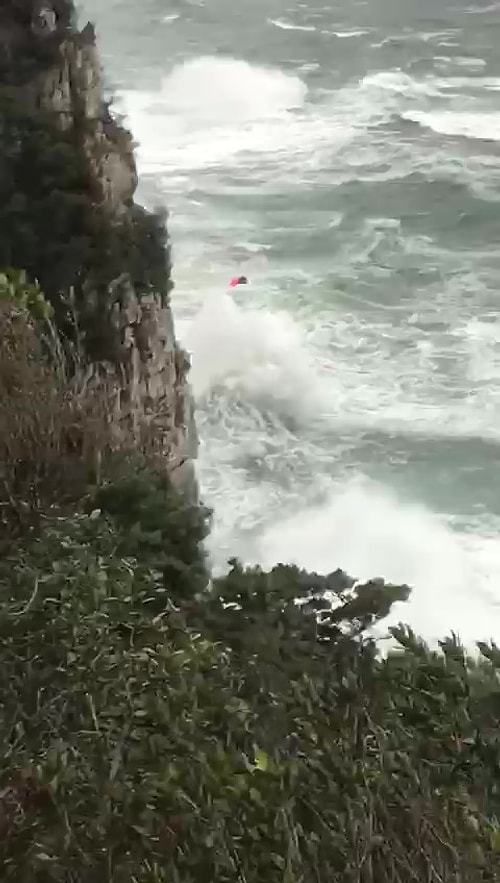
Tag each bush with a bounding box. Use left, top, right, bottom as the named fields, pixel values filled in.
left=0, top=465, right=499, bottom=881
left=0, top=273, right=109, bottom=549
left=0, top=480, right=212, bottom=882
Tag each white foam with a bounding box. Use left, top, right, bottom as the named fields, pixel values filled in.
left=158, top=56, right=306, bottom=123
left=453, top=57, right=487, bottom=69
left=372, top=31, right=457, bottom=48
left=462, top=317, right=500, bottom=384
left=439, top=76, right=500, bottom=91
left=257, top=478, right=500, bottom=646
left=402, top=109, right=500, bottom=140
left=323, top=29, right=370, bottom=38
left=122, top=61, right=470, bottom=182
left=361, top=70, right=443, bottom=98
left=419, top=31, right=459, bottom=43
left=183, top=291, right=328, bottom=419
left=465, top=2, right=500, bottom=12
left=120, top=55, right=317, bottom=174
left=120, top=55, right=399, bottom=180
left=268, top=18, right=316, bottom=33
left=180, top=282, right=500, bottom=463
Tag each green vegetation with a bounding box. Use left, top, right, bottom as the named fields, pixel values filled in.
left=1, top=8, right=500, bottom=877
left=1, top=284, right=500, bottom=882
left=0, top=269, right=52, bottom=320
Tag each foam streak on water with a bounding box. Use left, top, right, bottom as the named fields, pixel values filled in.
left=82, top=0, right=500, bottom=645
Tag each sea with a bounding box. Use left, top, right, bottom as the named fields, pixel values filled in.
left=80, top=0, right=500, bottom=645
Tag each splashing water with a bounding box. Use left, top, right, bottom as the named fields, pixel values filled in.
left=84, top=0, right=500, bottom=646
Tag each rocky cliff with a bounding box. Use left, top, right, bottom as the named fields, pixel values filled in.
left=0, top=0, right=197, bottom=496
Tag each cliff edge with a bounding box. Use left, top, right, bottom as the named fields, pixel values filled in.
left=0, top=0, right=197, bottom=496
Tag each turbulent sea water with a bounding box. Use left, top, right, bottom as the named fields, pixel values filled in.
left=81, top=0, right=500, bottom=644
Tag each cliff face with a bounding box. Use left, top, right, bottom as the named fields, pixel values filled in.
left=33, top=23, right=138, bottom=212
left=0, top=1, right=197, bottom=496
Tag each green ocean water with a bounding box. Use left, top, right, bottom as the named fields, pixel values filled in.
left=81, top=0, right=500, bottom=643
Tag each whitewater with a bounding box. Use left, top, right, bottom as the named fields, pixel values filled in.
left=82, top=0, right=500, bottom=645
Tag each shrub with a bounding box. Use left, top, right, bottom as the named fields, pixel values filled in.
left=0, top=273, right=107, bottom=548
left=0, top=471, right=499, bottom=881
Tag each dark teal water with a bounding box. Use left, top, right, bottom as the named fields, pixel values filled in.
left=82, top=0, right=500, bottom=643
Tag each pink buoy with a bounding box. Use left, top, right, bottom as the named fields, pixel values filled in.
left=229, top=275, right=249, bottom=289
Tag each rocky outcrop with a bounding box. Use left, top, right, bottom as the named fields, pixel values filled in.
left=98, top=276, right=198, bottom=497
left=33, top=21, right=139, bottom=213
left=0, top=0, right=197, bottom=496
